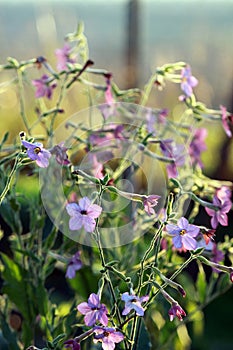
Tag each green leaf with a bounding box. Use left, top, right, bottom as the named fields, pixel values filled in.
left=196, top=262, right=207, bottom=303
left=133, top=319, right=152, bottom=350
left=0, top=132, right=9, bottom=150
left=0, top=318, right=20, bottom=350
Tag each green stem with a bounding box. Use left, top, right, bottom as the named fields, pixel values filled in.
left=0, top=154, right=21, bottom=205
left=17, top=68, right=31, bottom=135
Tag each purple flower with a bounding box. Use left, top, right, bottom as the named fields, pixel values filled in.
left=220, top=105, right=233, bottom=138
left=180, top=65, right=198, bottom=97
left=64, top=339, right=80, bottom=350
left=55, top=43, right=76, bottom=71
left=93, top=326, right=124, bottom=350
left=66, top=197, right=102, bottom=233
left=160, top=140, right=185, bottom=178
left=66, top=251, right=82, bottom=279
left=50, top=142, right=70, bottom=165
left=168, top=302, right=186, bottom=321
left=22, top=140, right=51, bottom=168
left=121, top=292, right=149, bottom=316
left=77, top=293, right=108, bottom=326
left=143, top=195, right=160, bottom=216
left=205, top=194, right=232, bottom=229
left=32, top=74, right=57, bottom=99
left=166, top=217, right=200, bottom=250
left=189, top=128, right=207, bottom=168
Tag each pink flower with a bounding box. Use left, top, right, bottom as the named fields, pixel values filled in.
left=32, top=74, right=56, bottom=99
left=121, top=292, right=149, bottom=316
left=168, top=302, right=186, bottom=321
left=205, top=190, right=232, bottom=229
left=143, top=195, right=160, bottom=216
left=22, top=140, right=51, bottom=168
left=65, top=251, right=82, bottom=279
left=93, top=326, right=124, bottom=350
left=66, top=197, right=102, bottom=233
left=220, top=105, right=233, bottom=138
left=55, top=43, right=76, bottom=71
left=77, top=293, right=108, bottom=327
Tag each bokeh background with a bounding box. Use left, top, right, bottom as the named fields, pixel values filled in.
left=0, top=0, right=233, bottom=349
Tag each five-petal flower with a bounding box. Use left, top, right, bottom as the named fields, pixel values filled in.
left=166, top=217, right=200, bottom=250
left=121, top=292, right=149, bottom=316
left=93, top=326, right=124, bottom=350
left=22, top=140, right=51, bottom=168
left=77, top=293, right=108, bottom=327
left=66, top=197, right=102, bottom=233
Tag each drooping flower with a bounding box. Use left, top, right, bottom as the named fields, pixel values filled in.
left=93, top=326, right=124, bottom=350
left=104, top=73, right=114, bottom=105
left=32, top=74, right=57, bottom=99
left=64, top=339, right=81, bottom=350
left=180, top=65, right=198, bottom=98
left=22, top=140, right=51, bottom=168
left=50, top=142, right=70, bottom=165
left=143, top=195, right=160, bottom=216
left=220, top=105, right=233, bottom=138
left=166, top=217, right=200, bottom=250
left=77, top=293, right=108, bottom=327
left=189, top=128, right=207, bottom=168
left=121, top=292, right=149, bottom=316
left=55, top=43, right=76, bottom=71
left=205, top=192, right=232, bottom=229
left=168, top=302, right=186, bottom=321
left=160, top=140, right=185, bottom=178
left=66, top=197, right=102, bottom=233
left=65, top=251, right=82, bottom=279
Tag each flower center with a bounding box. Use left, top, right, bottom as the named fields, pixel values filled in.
left=103, top=331, right=110, bottom=337
left=81, top=210, right=87, bottom=215
left=34, top=147, right=41, bottom=154
left=180, top=229, right=186, bottom=236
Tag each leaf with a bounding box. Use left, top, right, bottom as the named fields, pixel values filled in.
left=196, top=262, right=207, bottom=303
left=133, top=319, right=152, bottom=350
left=0, top=132, right=9, bottom=150
left=0, top=316, right=20, bottom=350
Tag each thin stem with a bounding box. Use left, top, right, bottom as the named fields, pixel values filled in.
left=0, top=154, right=21, bottom=205
left=17, top=68, right=31, bottom=135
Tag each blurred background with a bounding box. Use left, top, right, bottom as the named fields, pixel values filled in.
left=0, top=0, right=233, bottom=349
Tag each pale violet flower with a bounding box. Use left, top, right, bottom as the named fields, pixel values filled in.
left=22, top=140, right=51, bottom=168
left=180, top=65, right=198, bottom=97
left=166, top=217, right=200, bottom=250
left=121, top=292, right=149, bottom=316
left=77, top=293, right=108, bottom=327
left=93, top=326, right=124, bottom=350
left=66, top=197, right=102, bottom=233
left=65, top=251, right=82, bottom=279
